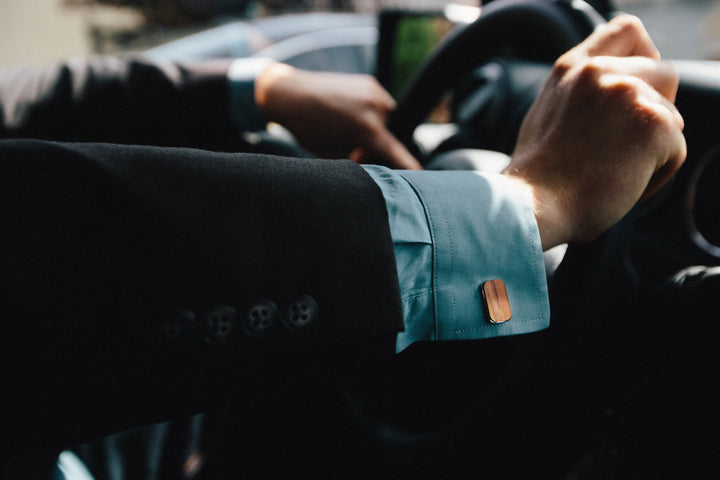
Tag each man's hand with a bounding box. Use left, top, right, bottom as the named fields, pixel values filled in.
left=255, top=63, right=421, bottom=170
left=504, top=15, right=686, bottom=250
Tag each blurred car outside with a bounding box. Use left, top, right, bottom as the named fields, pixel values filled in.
left=3, top=0, right=720, bottom=70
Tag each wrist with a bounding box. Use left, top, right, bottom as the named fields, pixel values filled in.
left=255, top=62, right=298, bottom=124
left=501, top=172, right=570, bottom=251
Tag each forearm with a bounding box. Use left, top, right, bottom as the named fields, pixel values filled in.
left=1, top=138, right=403, bottom=455
left=0, top=56, right=242, bottom=149
left=1, top=139, right=552, bottom=455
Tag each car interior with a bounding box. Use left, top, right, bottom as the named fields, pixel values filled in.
left=49, top=0, right=720, bottom=477
left=148, top=0, right=719, bottom=284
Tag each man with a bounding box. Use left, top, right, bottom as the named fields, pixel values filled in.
left=1, top=15, right=688, bottom=478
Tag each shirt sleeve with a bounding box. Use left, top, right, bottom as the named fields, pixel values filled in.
left=226, top=57, right=273, bottom=132
left=363, top=166, right=550, bottom=353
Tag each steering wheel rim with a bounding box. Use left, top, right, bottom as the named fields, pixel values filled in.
left=388, top=0, right=604, bottom=162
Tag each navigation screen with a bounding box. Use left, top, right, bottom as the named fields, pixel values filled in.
left=376, top=9, right=454, bottom=99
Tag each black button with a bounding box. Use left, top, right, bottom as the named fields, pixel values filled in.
left=244, top=301, right=281, bottom=337
left=159, top=309, right=196, bottom=340
left=203, top=306, right=236, bottom=343
left=283, top=295, right=318, bottom=330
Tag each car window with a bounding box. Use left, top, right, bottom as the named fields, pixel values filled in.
left=613, top=0, right=720, bottom=60
left=3, top=1, right=720, bottom=68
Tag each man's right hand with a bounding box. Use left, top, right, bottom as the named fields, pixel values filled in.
left=504, top=15, right=687, bottom=251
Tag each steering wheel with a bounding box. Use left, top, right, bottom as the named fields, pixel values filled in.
left=387, top=0, right=604, bottom=164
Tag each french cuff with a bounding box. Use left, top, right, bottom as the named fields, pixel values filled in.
left=363, top=166, right=433, bottom=352
left=397, top=170, right=550, bottom=343
left=227, top=57, right=274, bottom=132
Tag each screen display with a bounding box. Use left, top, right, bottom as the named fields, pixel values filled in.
left=376, top=9, right=455, bottom=99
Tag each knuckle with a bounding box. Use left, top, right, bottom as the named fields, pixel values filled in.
left=567, top=57, right=605, bottom=88
left=612, top=14, right=645, bottom=36
left=554, top=55, right=617, bottom=88
left=552, top=52, right=575, bottom=78
left=603, top=75, right=642, bottom=97
left=580, top=57, right=606, bottom=76
left=595, top=76, right=672, bottom=132
left=630, top=98, right=677, bottom=140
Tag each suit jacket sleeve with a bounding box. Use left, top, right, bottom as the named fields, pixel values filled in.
left=0, top=139, right=403, bottom=456
left=0, top=56, right=248, bottom=150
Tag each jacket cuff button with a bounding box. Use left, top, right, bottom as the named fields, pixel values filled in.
left=283, top=294, right=318, bottom=330
left=202, top=306, right=237, bottom=343
left=159, top=308, right=196, bottom=341
left=244, top=301, right=281, bottom=337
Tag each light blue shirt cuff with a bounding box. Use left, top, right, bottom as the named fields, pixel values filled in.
left=364, top=166, right=550, bottom=353
left=227, top=57, right=273, bottom=132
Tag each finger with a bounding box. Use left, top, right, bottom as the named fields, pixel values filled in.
left=655, top=90, right=685, bottom=130
left=640, top=129, right=687, bottom=202
left=594, top=56, right=679, bottom=102
left=583, top=15, right=660, bottom=59
left=353, top=128, right=422, bottom=170
left=639, top=97, right=687, bottom=202
left=375, top=85, right=397, bottom=112
left=631, top=76, right=685, bottom=130
left=349, top=147, right=373, bottom=165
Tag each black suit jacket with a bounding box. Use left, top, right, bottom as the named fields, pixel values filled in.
left=0, top=57, right=403, bottom=457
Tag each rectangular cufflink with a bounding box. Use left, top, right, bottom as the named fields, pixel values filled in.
left=481, top=279, right=512, bottom=324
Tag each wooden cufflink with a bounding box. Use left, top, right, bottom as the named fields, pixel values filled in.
left=481, top=279, right=512, bottom=324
